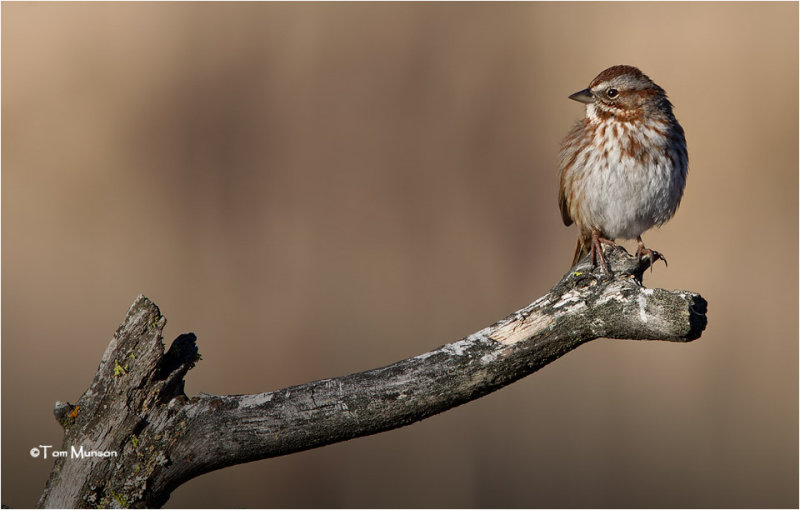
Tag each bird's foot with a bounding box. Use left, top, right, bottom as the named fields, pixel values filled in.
left=590, top=232, right=618, bottom=274
left=636, top=236, right=667, bottom=271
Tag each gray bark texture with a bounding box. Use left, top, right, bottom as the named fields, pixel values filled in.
left=37, top=247, right=707, bottom=508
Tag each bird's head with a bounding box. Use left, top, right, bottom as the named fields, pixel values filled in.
left=569, top=65, right=672, bottom=121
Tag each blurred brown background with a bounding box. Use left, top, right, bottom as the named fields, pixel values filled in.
left=2, top=2, right=797, bottom=508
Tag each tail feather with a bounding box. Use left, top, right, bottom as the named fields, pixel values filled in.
left=571, top=236, right=589, bottom=267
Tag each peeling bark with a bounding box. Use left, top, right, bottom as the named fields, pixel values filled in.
left=37, top=247, right=707, bottom=508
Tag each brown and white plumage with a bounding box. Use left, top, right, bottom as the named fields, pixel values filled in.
left=558, top=65, right=688, bottom=270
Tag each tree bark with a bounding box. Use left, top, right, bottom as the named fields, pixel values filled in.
left=37, top=247, right=707, bottom=508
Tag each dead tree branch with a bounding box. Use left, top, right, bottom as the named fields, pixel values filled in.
left=37, top=247, right=707, bottom=508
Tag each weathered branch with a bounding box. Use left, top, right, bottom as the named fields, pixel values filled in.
left=38, top=247, right=706, bottom=508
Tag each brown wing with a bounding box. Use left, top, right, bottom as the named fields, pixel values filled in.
left=558, top=120, right=587, bottom=227
left=558, top=170, right=573, bottom=226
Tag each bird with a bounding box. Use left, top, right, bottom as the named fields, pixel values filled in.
left=558, top=65, right=688, bottom=272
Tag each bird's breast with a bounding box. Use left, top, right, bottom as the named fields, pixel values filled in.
left=566, top=118, right=686, bottom=239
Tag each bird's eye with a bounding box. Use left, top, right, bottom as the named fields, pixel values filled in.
left=606, top=88, right=619, bottom=99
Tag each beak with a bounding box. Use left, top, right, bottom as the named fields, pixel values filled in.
left=568, top=88, right=594, bottom=104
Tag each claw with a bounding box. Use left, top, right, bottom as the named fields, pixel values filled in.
left=590, top=229, right=617, bottom=273
left=636, top=236, right=667, bottom=272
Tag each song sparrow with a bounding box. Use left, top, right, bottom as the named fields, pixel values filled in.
left=558, top=65, right=688, bottom=271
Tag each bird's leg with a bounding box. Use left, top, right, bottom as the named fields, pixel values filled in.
left=589, top=229, right=617, bottom=273
left=636, top=236, right=667, bottom=271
